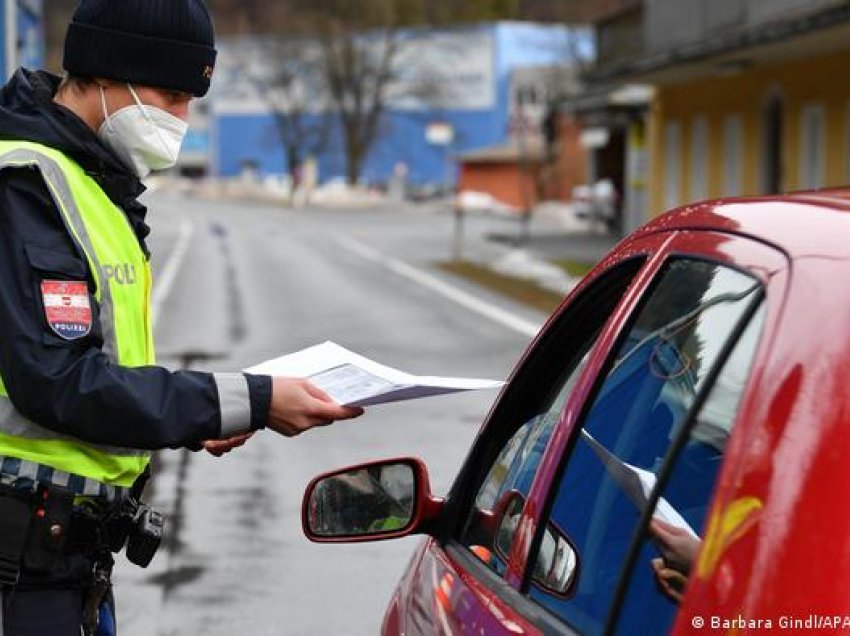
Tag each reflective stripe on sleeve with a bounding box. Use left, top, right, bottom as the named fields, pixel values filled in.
left=214, top=373, right=252, bottom=437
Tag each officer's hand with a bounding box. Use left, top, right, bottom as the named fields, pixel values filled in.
left=267, top=377, right=364, bottom=437
left=203, top=432, right=254, bottom=457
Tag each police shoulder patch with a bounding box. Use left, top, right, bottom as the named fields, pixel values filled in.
left=41, top=280, right=92, bottom=340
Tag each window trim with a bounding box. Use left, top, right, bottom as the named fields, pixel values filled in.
left=518, top=254, right=766, bottom=633
left=443, top=255, right=652, bottom=547
left=428, top=227, right=786, bottom=636
left=603, top=288, right=765, bottom=634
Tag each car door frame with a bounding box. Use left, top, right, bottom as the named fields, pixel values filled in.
left=422, top=227, right=789, bottom=635
left=508, top=228, right=788, bottom=632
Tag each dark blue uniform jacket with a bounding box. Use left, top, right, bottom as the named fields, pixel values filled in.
left=0, top=69, right=270, bottom=450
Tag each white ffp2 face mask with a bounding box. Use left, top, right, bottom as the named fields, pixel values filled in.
left=97, top=84, right=188, bottom=179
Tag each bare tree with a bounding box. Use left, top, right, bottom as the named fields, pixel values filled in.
left=246, top=38, right=332, bottom=203
left=284, top=0, right=483, bottom=185
left=308, top=2, right=403, bottom=185
left=231, top=22, right=455, bottom=191
left=202, top=0, right=579, bottom=188
left=308, top=2, right=485, bottom=185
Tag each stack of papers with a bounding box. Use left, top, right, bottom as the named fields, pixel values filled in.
left=245, top=341, right=504, bottom=407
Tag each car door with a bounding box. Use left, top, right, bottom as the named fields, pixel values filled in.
left=392, top=229, right=786, bottom=635
left=500, top=230, right=786, bottom=634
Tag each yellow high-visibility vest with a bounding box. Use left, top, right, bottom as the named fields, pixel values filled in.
left=0, top=140, right=152, bottom=497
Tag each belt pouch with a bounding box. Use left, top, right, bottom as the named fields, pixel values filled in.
left=0, top=490, right=33, bottom=586
left=23, top=485, right=74, bottom=572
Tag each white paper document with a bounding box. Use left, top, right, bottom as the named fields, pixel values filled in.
left=580, top=429, right=699, bottom=539
left=245, top=341, right=504, bottom=407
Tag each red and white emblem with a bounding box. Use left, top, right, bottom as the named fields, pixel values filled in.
left=41, top=280, right=92, bottom=340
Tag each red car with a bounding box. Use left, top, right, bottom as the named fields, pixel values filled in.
left=302, top=192, right=850, bottom=635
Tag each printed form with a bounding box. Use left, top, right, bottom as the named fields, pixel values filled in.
left=246, top=341, right=504, bottom=407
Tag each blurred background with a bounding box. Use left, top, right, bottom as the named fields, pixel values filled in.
left=5, top=0, right=850, bottom=234
left=3, top=1, right=850, bottom=633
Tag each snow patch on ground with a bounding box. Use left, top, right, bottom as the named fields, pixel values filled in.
left=455, top=190, right=518, bottom=215
left=309, top=180, right=386, bottom=208
left=490, top=248, right=578, bottom=296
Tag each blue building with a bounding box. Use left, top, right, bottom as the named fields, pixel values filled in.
left=0, top=0, right=44, bottom=79
left=207, top=22, right=591, bottom=187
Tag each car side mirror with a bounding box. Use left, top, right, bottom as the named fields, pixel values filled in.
left=492, top=490, right=525, bottom=560
left=488, top=491, right=579, bottom=598
left=531, top=520, right=579, bottom=597
left=302, top=457, right=443, bottom=543
left=464, top=489, right=525, bottom=566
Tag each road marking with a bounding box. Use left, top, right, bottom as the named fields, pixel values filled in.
left=334, top=236, right=542, bottom=338
left=151, top=219, right=194, bottom=330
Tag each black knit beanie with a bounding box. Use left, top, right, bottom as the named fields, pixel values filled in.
left=63, top=0, right=217, bottom=97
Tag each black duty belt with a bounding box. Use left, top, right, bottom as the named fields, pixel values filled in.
left=0, top=482, right=119, bottom=586
left=0, top=466, right=155, bottom=586
left=0, top=485, right=31, bottom=585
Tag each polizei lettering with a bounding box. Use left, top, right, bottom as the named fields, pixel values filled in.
left=101, top=263, right=137, bottom=285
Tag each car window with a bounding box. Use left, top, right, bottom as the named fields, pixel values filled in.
left=465, top=383, right=583, bottom=575
left=612, top=304, right=765, bottom=634
left=525, top=259, right=763, bottom=634
left=459, top=258, right=647, bottom=576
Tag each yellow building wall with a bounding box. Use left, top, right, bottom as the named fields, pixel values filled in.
left=649, top=48, right=850, bottom=216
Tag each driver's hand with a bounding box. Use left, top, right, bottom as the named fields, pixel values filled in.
left=203, top=431, right=254, bottom=457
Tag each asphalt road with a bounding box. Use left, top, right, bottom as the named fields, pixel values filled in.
left=112, top=192, right=548, bottom=636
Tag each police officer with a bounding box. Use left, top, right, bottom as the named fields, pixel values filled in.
left=0, top=1, right=363, bottom=634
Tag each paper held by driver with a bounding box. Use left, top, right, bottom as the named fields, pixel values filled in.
left=580, top=429, right=699, bottom=539
left=246, top=341, right=504, bottom=408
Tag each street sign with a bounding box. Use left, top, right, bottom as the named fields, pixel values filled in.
left=426, top=122, right=454, bottom=146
